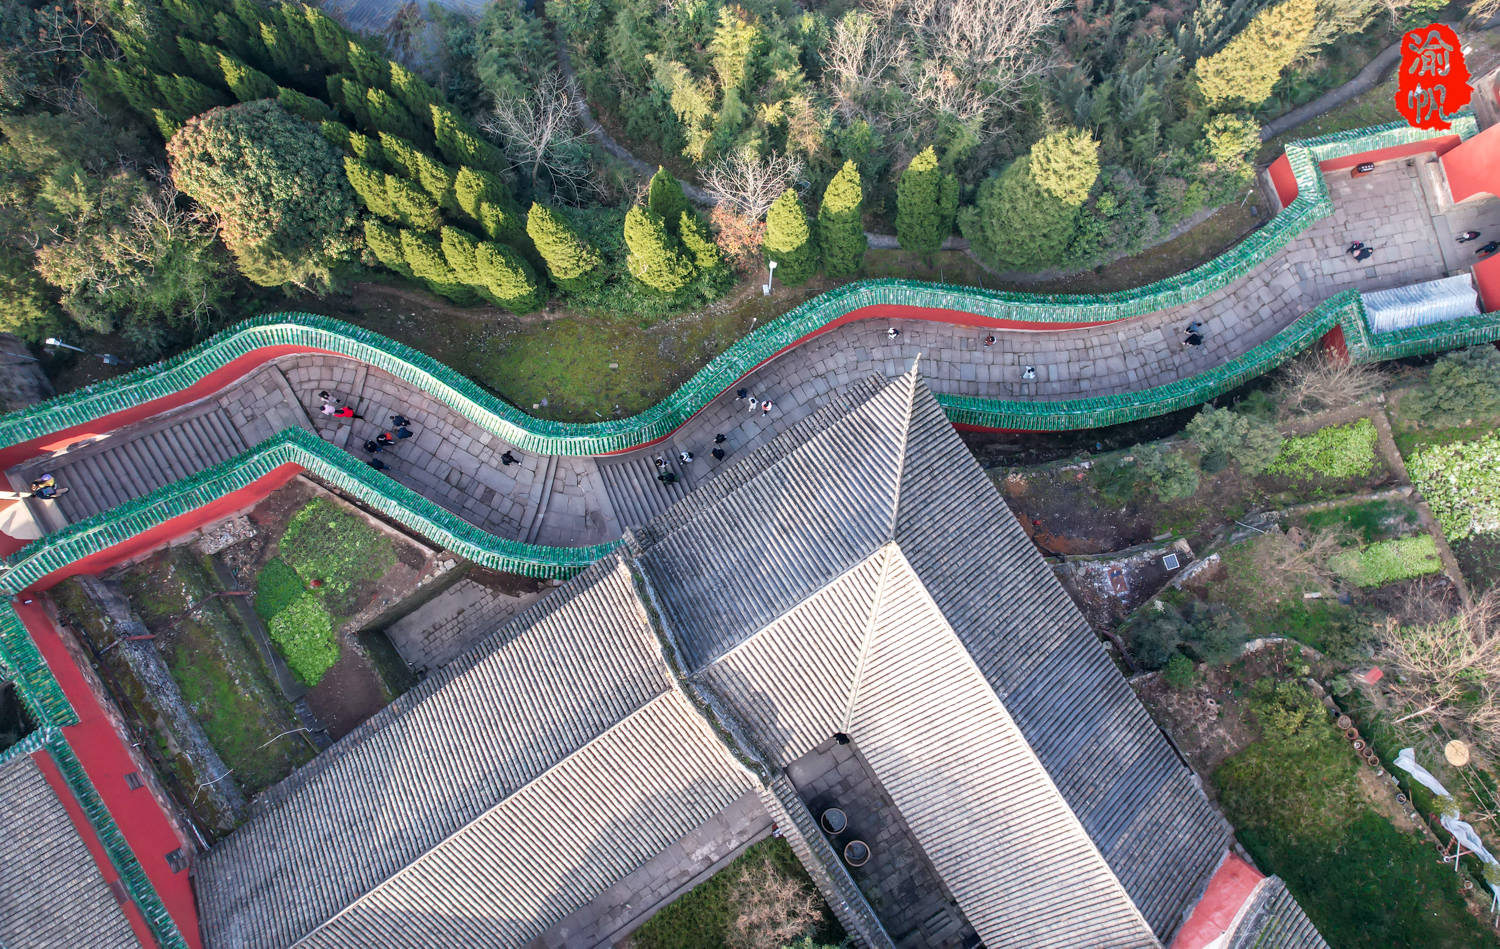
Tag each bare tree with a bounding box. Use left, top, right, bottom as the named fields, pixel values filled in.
left=481, top=69, right=594, bottom=204
left=725, top=858, right=821, bottom=949
left=824, top=11, right=906, bottom=120
left=700, top=151, right=804, bottom=220
left=1383, top=592, right=1500, bottom=753
left=1273, top=354, right=1385, bottom=419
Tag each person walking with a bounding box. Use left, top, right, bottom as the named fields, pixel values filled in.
left=375, top=431, right=396, bottom=448
left=736, top=388, right=749, bottom=401
left=714, top=433, right=727, bottom=444
left=364, top=439, right=384, bottom=454
left=1458, top=230, right=1482, bottom=243
left=1022, top=366, right=1036, bottom=380
left=747, top=395, right=759, bottom=413
left=367, top=458, right=388, bottom=471
left=653, top=455, right=667, bottom=471
left=887, top=327, right=901, bottom=340
left=761, top=399, right=774, bottom=415
left=390, top=414, right=411, bottom=427
left=679, top=450, right=694, bottom=464
left=711, top=447, right=726, bottom=460
left=1346, top=241, right=1365, bottom=255
left=332, top=404, right=363, bottom=420
left=657, top=471, right=678, bottom=484
left=1478, top=240, right=1500, bottom=257
left=1353, top=247, right=1374, bottom=262
left=501, top=451, right=519, bottom=466
left=983, top=335, right=996, bottom=347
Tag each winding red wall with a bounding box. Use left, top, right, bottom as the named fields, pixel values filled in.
left=1318, top=136, right=1461, bottom=173
left=1270, top=155, right=1298, bottom=207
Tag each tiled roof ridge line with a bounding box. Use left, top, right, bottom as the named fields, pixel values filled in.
left=870, top=546, right=1165, bottom=948
left=282, top=690, right=699, bottom=949
left=838, top=544, right=897, bottom=735
left=883, top=358, right=921, bottom=543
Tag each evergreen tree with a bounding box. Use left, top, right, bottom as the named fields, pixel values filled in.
left=762, top=188, right=815, bottom=285
left=474, top=241, right=543, bottom=312
left=709, top=6, right=761, bottom=93
left=363, top=219, right=410, bottom=275
left=477, top=201, right=524, bottom=245
left=278, top=86, right=333, bottom=123
left=385, top=173, right=441, bottom=230
left=817, top=160, right=866, bottom=278
left=960, top=129, right=1098, bottom=271
left=624, top=205, right=695, bottom=293
left=679, top=211, right=723, bottom=273
left=365, top=88, right=422, bottom=143
left=526, top=203, right=602, bottom=292
left=320, top=120, right=385, bottom=165
left=162, top=0, right=216, bottom=39
left=895, top=147, right=957, bottom=255
left=175, top=38, right=220, bottom=85
left=344, top=157, right=394, bottom=218
left=231, top=0, right=262, bottom=32
left=155, top=74, right=227, bottom=120
left=258, top=22, right=301, bottom=77
left=440, top=226, right=484, bottom=287
left=214, top=9, right=267, bottom=67
left=432, top=106, right=507, bottom=174
left=217, top=50, right=278, bottom=102
left=304, top=6, right=350, bottom=70
left=1194, top=0, right=1317, bottom=107
left=453, top=166, right=505, bottom=218
left=400, top=228, right=468, bottom=301
left=377, top=133, right=453, bottom=205
left=99, top=61, right=157, bottom=117
left=329, top=75, right=370, bottom=128
left=345, top=41, right=389, bottom=90
left=389, top=62, right=440, bottom=121
left=648, top=167, right=690, bottom=236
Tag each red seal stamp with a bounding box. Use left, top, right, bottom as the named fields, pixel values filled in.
left=1396, top=24, right=1471, bottom=131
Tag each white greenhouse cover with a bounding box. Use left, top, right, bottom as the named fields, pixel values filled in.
left=1395, top=746, right=1453, bottom=798
left=1362, top=274, right=1481, bottom=334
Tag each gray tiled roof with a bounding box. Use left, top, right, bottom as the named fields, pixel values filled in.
left=0, top=752, right=138, bottom=949
left=197, top=368, right=1251, bottom=949
left=1226, top=877, right=1331, bottom=949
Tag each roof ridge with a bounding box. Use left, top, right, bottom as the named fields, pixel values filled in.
left=884, top=358, right=922, bottom=542
left=840, top=544, right=896, bottom=733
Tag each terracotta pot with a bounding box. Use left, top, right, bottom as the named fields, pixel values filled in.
left=1337, top=715, right=1353, bottom=730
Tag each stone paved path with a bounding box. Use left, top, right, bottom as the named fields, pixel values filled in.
left=9, top=160, right=1500, bottom=550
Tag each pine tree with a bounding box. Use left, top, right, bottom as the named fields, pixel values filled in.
left=364, top=219, right=410, bottom=275
left=258, top=22, right=300, bottom=77
left=100, top=61, right=158, bottom=117
left=624, top=205, right=695, bottom=293
left=162, top=0, right=216, bottom=39
left=475, top=241, right=543, bottom=312
left=175, top=37, right=220, bottom=84
left=377, top=133, right=453, bottom=205
left=762, top=188, right=815, bottom=285
left=648, top=166, right=690, bottom=234
left=278, top=86, right=333, bottom=123
left=329, top=75, right=369, bottom=128
left=304, top=5, right=350, bottom=69
left=477, top=201, right=524, bottom=245
left=271, top=7, right=319, bottom=71
left=215, top=8, right=268, bottom=67
left=453, top=167, right=523, bottom=243
left=365, top=88, right=422, bottom=143
left=1194, top=0, right=1317, bottom=107
left=344, top=157, right=394, bottom=218
left=155, top=74, right=226, bottom=120
left=153, top=109, right=183, bottom=141
left=817, top=159, right=866, bottom=278
left=389, top=62, right=440, bottom=122
left=440, top=226, right=484, bottom=287
left=960, top=128, right=1100, bottom=271
left=231, top=0, right=262, bottom=32
left=526, top=203, right=603, bottom=292
left=400, top=228, right=468, bottom=301
left=345, top=41, right=389, bottom=90
left=895, top=147, right=957, bottom=255
left=432, top=106, right=507, bottom=174
left=217, top=50, right=278, bottom=102
left=679, top=211, right=722, bottom=272
left=385, top=173, right=441, bottom=230
left=320, top=120, right=385, bottom=166
left=709, top=5, right=761, bottom=93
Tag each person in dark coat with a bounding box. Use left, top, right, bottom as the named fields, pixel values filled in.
left=1346, top=241, right=1365, bottom=255
left=1479, top=240, right=1500, bottom=257
left=390, top=414, right=411, bottom=427
left=364, top=439, right=383, bottom=453
left=711, top=447, right=726, bottom=460
left=1353, top=247, right=1374, bottom=262
left=368, top=458, right=387, bottom=471
left=501, top=451, right=519, bottom=465
left=714, top=433, right=727, bottom=444
left=375, top=432, right=396, bottom=447
left=1458, top=230, right=1482, bottom=243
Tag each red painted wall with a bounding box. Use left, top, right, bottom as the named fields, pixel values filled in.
left=1269, top=155, right=1298, bottom=207
left=1320, top=325, right=1350, bottom=363
left=1318, top=135, right=1461, bottom=173
left=30, top=749, right=157, bottom=949
left=1439, top=123, right=1500, bottom=203
left=1475, top=255, right=1500, bottom=313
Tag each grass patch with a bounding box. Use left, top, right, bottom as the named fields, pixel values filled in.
left=1329, top=535, right=1442, bottom=588
left=1214, top=681, right=1493, bottom=949
left=1267, top=419, right=1378, bottom=482
left=253, top=556, right=306, bottom=621
left=627, top=837, right=844, bottom=949
left=1296, top=499, right=1417, bottom=543
left=279, top=498, right=395, bottom=612
left=267, top=594, right=339, bottom=686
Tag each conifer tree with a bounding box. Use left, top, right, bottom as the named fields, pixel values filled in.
left=345, top=41, right=389, bottom=90
left=477, top=202, right=524, bottom=245
left=817, top=160, right=866, bottom=278
left=175, top=38, right=220, bottom=85
left=217, top=50, right=278, bottom=102
left=453, top=167, right=523, bottom=243
left=99, top=61, right=157, bottom=118
left=320, top=120, right=385, bottom=165
left=258, top=21, right=300, bottom=77
left=432, top=106, right=507, bottom=174
left=679, top=211, right=723, bottom=273
left=648, top=167, right=690, bottom=236
left=389, top=62, right=440, bottom=122
left=344, top=157, right=394, bottom=218
left=440, top=226, right=484, bottom=287
left=214, top=8, right=267, bottom=67
left=155, top=74, right=226, bottom=120
left=959, top=128, right=1099, bottom=271
left=365, top=88, right=422, bottom=143
left=162, top=0, right=215, bottom=39
left=709, top=6, right=760, bottom=93
left=762, top=188, right=815, bottom=285
left=385, top=173, right=441, bottom=230
left=474, top=241, right=543, bottom=312
left=526, top=203, right=602, bottom=292
left=1194, top=0, right=1317, bottom=107
left=400, top=229, right=467, bottom=300
left=231, top=0, right=262, bottom=32
left=278, top=87, right=333, bottom=123
left=364, top=219, right=410, bottom=275
left=895, top=147, right=957, bottom=255
left=624, top=205, right=695, bottom=294
left=329, top=76, right=369, bottom=128
left=153, top=109, right=183, bottom=141
left=377, top=132, right=453, bottom=205
left=304, top=5, right=350, bottom=70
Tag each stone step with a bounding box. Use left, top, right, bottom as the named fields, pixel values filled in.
left=596, top=453, right=688, bottom=531
left=522, top=453, right=560, bottom=545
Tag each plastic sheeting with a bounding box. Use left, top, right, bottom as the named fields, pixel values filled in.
left=1395, top=746, right=1453, bottom=798
left=1362, top=274, right=1481, bottom=334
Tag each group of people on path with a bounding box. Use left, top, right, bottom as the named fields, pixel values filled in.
left=654, top=434, right=729, bottom=485
left=1457, top=230, right=1500, bottom=257
left=318, top=390, right=415, bottom=473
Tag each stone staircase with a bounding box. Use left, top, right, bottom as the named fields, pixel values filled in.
left=595, top=454, right=690, bottom=531
left=15, top=404, right=248, bottom=525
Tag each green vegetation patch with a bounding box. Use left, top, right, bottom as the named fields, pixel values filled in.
left=253, top=556, right=306, bottom=621
left=1296, top=499, right=1418, bottom=543
left=1329, top=535, right=1441, bottom=588
left=1408, top=432, right=1500, bottom=542
left=628, top=837, right=844, bottom=949
left=267, top=593, right=339, bottom=686
left=278, top=498, right=396, bottom=604
left=1267, top=418, right=1378, bottom=482
left=1214, top=679, right=1493, bottom=949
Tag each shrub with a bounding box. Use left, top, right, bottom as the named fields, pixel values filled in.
left=962, top=128, right=1100, bottom=271
left=253, top=557, right=305, bottom=621
left=1267, top=418, right=1377, bottom=481
left=1402, top=346, right=1500, bottom=428
left=1185, top=405, right=1283, bottom=475
left=1128, top=608, right=1190, bottom=670
left=1134, top=444, right=1200, bottom=501
left=268, top=593, right=338, bottom=685
left=763, top=188, right=815, bottom=285
left=1409, top=433, right=1500, bottom=541
left=895, top=146, right=956, bottom=254
left=1249, top=678, right=1322, bottom=743
left=1194, top=0, right=1317, bottom=107
left=1330, top=536, right=1442, bottom=588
